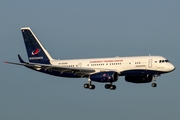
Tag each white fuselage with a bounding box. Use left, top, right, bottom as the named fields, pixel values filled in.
left=50, top=55, right=175, bottom=75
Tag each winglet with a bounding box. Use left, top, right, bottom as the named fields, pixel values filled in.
left=18, top=54, right=25, bottom=63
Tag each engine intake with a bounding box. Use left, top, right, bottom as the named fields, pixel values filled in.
left=90, top=71, right=118, bottom=83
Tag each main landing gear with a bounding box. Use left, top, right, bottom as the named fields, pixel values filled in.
left=105, top=83, right=116, bottom=90
left=84, top=81, right=95, bottom=90
left=83, top=81, right=116, bottom=90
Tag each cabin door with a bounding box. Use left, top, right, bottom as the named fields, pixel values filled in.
left=148, top=59, right=152, bottom=68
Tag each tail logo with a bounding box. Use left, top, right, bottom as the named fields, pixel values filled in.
left=32, top=48, right=41, bottom=55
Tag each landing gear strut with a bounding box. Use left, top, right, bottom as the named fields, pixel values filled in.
left=151, top=75, right=157, bottom=87
left=84, top=81, right=95, bottom=90
left=105, top=83, right=116, bottom=90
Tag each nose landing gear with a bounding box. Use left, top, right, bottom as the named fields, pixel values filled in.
left=151, top=83, right=157, bottom=87
left=151, top=75, right=158, bottom=87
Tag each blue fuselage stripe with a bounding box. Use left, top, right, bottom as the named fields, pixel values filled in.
left=31, top=68, right=166, bottom=79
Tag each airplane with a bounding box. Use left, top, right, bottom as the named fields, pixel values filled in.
left=4, top=27, right=176, bottom=90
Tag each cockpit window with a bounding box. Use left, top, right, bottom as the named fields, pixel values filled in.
left=159, top=60, right=170, bottom=63
left=165, top=60, right=169, bottom=62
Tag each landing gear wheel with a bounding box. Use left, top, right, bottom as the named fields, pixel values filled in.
left=112, top=85, right=116, bottom=90
left=89, top=84, right=95, bottom=90
left=84, top=84, right=89, bottom=89
left=151, top=83, right=157, bottom=87
left=84, top=80, right=95, bottom=90
left=105, top=84, right=111, bottom=89
left=110, top=85, right=116, bottom=90
left=105, top=84, right=116, bottom=90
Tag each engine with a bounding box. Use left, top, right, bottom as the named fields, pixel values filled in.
left=90, top=71, right=118, bottom=83
left=125, top=75, right=153, bottom=83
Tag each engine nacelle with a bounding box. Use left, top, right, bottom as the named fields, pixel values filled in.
left=125, top=75, right=153, bottom=83
left=90, top=71, right=118, bottom=83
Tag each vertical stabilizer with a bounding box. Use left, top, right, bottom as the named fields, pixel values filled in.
left=21, top=27, right=53, bottom=64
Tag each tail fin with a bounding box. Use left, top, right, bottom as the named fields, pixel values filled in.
left=21, top=27, right=53, bottom=64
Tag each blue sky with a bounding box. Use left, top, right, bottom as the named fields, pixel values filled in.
left=1, top=0, right=180, bottom=120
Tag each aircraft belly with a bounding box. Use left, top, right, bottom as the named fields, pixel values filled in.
left=120, top=69, right=164, bottom=76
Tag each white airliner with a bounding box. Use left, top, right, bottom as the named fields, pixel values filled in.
left=5, top=27, right=175, bottom=90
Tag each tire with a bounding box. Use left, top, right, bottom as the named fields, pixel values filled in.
left=105, top=84, right=110, bottom=89
left=89, top=85, right=95, bottom=90
left=110, top=85, right=114, bottom=90
left=91, top=85, right=95, bottom=89
left=112, top=85, right=116, bottom=90
left=84, top=84, right=89, bottom=88
left=151, top=83, right=157, bottom=87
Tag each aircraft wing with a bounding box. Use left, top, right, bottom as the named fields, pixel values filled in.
left=4, top=61, right=96, bottom=76
left=4, top=54, right=120, bottom=77
left=4, top=60, right=120, bottom=77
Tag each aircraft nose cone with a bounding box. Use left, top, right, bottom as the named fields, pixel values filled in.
left=170, top=64, right=176, bottom=72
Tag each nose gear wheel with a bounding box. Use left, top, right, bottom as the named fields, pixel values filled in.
left=151, top=83, right=157, bottom=87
